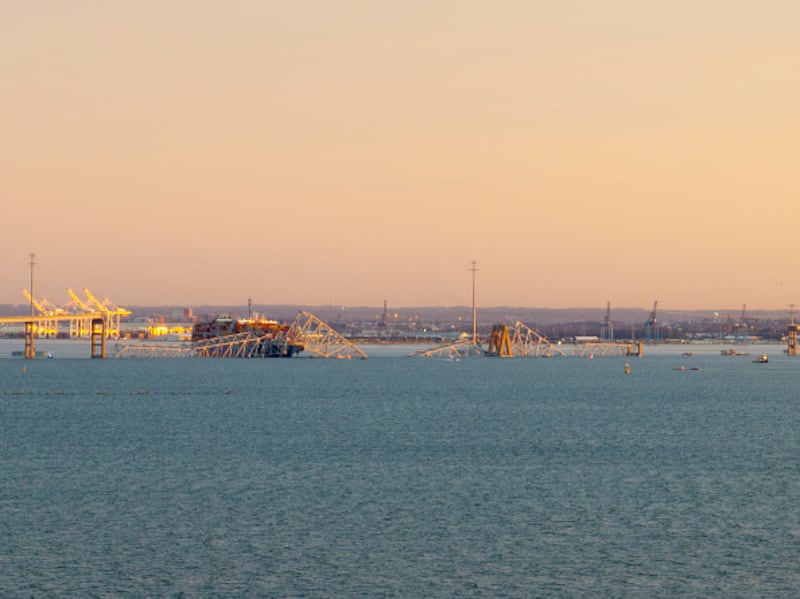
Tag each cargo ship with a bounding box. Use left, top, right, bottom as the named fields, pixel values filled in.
left=192, top=314, right=303, bottom=357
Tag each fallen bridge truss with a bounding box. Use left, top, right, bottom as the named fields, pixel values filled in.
left=112, top=311, right=368, bottom=359
left=289, top=311, right=368, bottom=359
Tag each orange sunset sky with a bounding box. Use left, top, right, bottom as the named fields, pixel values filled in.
left=2, top=1, right=799, bottom=310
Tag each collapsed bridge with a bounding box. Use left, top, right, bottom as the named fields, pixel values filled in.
left=409, top=321, right=641, bottom=359
left=112, top=311, right=368, bottom=360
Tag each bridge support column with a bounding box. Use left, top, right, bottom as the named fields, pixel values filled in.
left=487, top=324, right=513, bottom=357
left=24, top=321, right=35, bottom=359
left=91, top=318, right=106, bottom=359
left=788, top=324, right=799, bottom=357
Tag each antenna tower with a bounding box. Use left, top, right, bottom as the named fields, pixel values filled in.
left=470, top=260, right=478, bottom=346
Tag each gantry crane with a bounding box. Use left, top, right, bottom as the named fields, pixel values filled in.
left=21, top=288, right=64, bottom=336
left=601, top=301, right=614, bottom=342
left=83, top=288, right=131, bottom=338
left=644, top=300, right=659, bottom=342
left=7, top=287, right=127, bottom=340
left=736, top=304, right=748, bottom=343
left=22, top=289, right=61, bottom=316
left=64, top=288, right=98, bottom=337
left=66, top=288, right=93, bottom=312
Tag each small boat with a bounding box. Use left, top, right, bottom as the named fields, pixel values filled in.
left=754, top=353, right=768, bottom=363
left=682, top=352, right=694, bottom=357
left=721, top=348, right=749, bottom=356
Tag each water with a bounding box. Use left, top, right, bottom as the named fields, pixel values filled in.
left=2, top=342, right=799, bottom=597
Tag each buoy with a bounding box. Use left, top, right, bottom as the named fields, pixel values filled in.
left=624, top=363, right=631, bottom=374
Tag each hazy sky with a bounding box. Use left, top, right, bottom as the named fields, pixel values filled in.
left=2, top=1, right=799, bottom=310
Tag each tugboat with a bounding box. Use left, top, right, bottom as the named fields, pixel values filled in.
left=754, top=353, right=769, bottom=364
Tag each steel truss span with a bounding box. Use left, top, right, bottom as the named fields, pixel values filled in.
left=411, top=321, right=641, bottom=359
left=289, top=311, right=368, bottom=359
left=408, top=338, right=482, bottom=358
left=111, top=311, right=368, bottom=360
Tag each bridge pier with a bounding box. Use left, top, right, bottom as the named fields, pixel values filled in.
left=788, top=324, right=799, bottom=357
left=24, top=321, right=35, bottom=359
left=487, top=324, right=513, bottom=357
left=91, top=318, right=106, bottom=359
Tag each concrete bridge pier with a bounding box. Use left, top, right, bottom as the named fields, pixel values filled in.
left=91, top=318, right=106, bottom=359
left=24, top=322, right=35, bottom=359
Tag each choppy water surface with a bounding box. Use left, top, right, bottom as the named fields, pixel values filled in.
left=2, top=342, right=799, bottom=597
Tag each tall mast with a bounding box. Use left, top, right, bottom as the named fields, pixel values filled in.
left=29, top=253, right=36, bottom=317
left=470, top=260, right=478, bottom=346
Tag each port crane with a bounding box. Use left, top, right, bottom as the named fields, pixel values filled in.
left=600, top=301, right=614, bottom=342
left=66, top=288, right=93, bottom=312
left=16, top=288, right=121, bottom=338
left=3, top=253, right=130, bottom=345
left=644, top=300, right=659, bottom=342
left=65, top=288, right=98, bottom=337
left=83, top=288, right=131, bottom=338
left=736, top=304, right=748, bottom=343
left=21, top=289, right=63, bottom=336
left=22, top=289, right=62, bottom=316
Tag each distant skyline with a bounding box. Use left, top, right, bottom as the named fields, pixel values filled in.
left=3, top=2, right=799, bottom=310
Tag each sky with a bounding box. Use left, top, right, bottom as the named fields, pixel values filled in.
left=2, top=1, right=799, bottom=310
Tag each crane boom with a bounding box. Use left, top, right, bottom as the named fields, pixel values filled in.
left=645, top=300, right=658, bottom=325
left=83, top=288, right=106, bottom=312
left=82, top=287, right=131, bottom=316
left=67, top=288, right=93, bottom=312
left=21, top=289, right=61, bottom=314
left=22, top=289, right=46, bottom=314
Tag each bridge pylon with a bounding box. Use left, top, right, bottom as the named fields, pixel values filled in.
left=486, top=324, right=513, bottom=357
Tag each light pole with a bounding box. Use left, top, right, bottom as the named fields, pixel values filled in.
left=29, top=253, right=36, bottom=317
left=470, top=260, right=478, bottom=346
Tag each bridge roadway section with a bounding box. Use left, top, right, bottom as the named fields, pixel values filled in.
left=0, top=313, right=105, bottom=324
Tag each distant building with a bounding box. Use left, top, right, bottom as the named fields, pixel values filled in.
left=170, top=307, right=194, bottom=321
